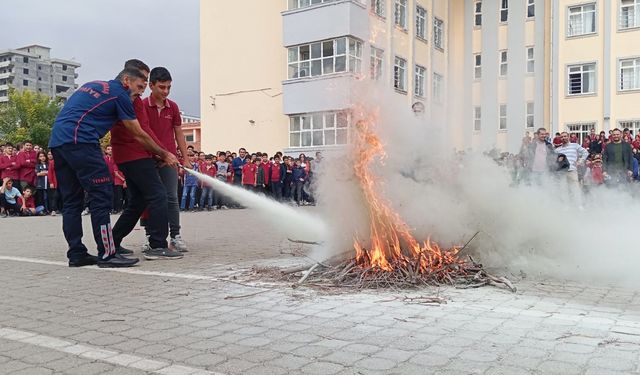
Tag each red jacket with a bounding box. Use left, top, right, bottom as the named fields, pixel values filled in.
left=20, top=195, right=35, bottom=209
left=270, top=162, right=282, bottom=182
left=242, top=163, right=257, bottom=185
left=226, top=167, right=234, bottom=183
left=201, top=164, right=217, bottom=187
left=17, top=150, right=37, bottom=185
left=47, top=160, right=58, bottom=189
left=0, top=154, right=20, bottom=180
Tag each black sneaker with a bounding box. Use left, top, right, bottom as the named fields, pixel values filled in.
left=97, top=254, right=139, bottom=268
left=69, top=254, right=98, bottom=267
left=142, top=248, right=184, bottom=260
left=116, top=246, right=134, bottom=255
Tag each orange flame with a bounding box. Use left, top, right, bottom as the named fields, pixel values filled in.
left=352, top=118, right=461, bottom=274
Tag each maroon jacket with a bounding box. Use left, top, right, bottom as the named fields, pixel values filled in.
left=47, top=160, right=58, bottom=189
left=17, top=150, right=37, bottom=185
left=0, top=154, right=20, bottom=180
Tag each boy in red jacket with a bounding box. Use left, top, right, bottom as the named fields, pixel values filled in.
left=20, top=186, right=45, bottom=216
left=241, top=157, right=258, bottom=191
left=199, top=154, right=217, bottom=210
left=0, top=143, right=20, bottom=185
left=17, top=141, right=37, bottom=189
left=47, top=151, right=60, bottom=216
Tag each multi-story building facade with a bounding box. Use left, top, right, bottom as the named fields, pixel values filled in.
left=181, top=113, right=202, bottom=151
left=201, top=0, right=640, bottom=154
left=0, top=45, right=80, bottom=104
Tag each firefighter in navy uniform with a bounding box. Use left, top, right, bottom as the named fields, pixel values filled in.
left=48, top=66, right=177, bottom=268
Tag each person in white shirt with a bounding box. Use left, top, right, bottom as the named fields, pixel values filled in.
left=555, top=132, right=588, bottom=207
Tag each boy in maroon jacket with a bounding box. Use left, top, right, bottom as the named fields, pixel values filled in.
left=199, top=154, right=217, bottom=210
left=241, top=158, right=258, bottom=191
left=17, top=141, right=37, bottom=189
left=0, top=143, right=20, bottom=185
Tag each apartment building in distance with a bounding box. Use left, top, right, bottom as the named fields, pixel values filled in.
left=201, top=0, right=640, bottom=154
left=0, top=45, right=80, bottom=103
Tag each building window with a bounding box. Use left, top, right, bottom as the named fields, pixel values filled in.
left=526, top=47, right=535, bottom=73
left=288, top=0, right=336, bottom=10
left=568, top=3, right=596, bottom=37
left=394, top=0, right=407, bottom=29
left=394, top=57, right=407, bottom=92
left=526, top=102, right=534, bottom=128
left=370, top=47, right=384, bottom=80
left=474, top=54, right=482, bottom=79
left=62, top=76, right=68, bottom=82
left=416, top=6, right=427, bottom=39
left=567, top=123, right=594, bottom=144
left=288, top=37, right=362, bottom=79
left=289, top=111, right=349, bottom=147
left=433, top=73, right=444, bottom=103
left=500, top=0, right=509, bottom=22
left=619, top=120, right=640, bottom=135
left=499, top=50, right=508, bottom=76
left=568, top=63, right=596, bottom=95
left=527, top=0, right=535, bottom=18
left=62, top=64, right=68, bottom=71
left=434, top=18, right=444, bottom=50
left=620, top=57, right=640, bottom=91
left=474, top=1, right=482, bottom=26
left=414, top=65, right=426, bottom=97
left=23, top=68, right=29, bottom=75
left=185, top=134, right=195, bottom=142
left=499, top=104, right=507, bottom=130
left=23, top=79, right=29, bottom=87
left=620, top=0, right=640, bottom=29
left=372, top=0, right=385, bottom=17
left=474, top=106, right=482, bottom=131
left=23, top=57, right=28, bottom=63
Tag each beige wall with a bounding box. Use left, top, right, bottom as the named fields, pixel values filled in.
left=200, top=0, right=288, bottom=154
left=556, top=0, right=640, bottom=133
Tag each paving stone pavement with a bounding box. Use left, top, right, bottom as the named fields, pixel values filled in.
left=1, top=211, right=640, bottom=374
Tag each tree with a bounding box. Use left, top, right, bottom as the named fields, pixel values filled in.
left=0, top=88, right=62, bottom=147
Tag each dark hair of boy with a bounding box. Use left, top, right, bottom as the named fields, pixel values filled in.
left=206, top=154, right=214, bottom=160
left=124, top=59, right=150, bottom=73
left=150, top=67, right=172, bottom=83
left=23, top=186, right=33, bottom=193
left=218, top=151, right=226, bottom=157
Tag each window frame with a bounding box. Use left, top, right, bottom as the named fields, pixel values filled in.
left=474, top=1, right=482, bottom=27
left=287, top=37, right=363, bottom=80
left=619, top=57, right=640, bottom=91
left=474, top=54, right=482, bottom=79
left=474, top=106, right=482, bottom=131
left=394, top=56, right=408, bottom=92
left=394, top=0, right=408, bottom=29
left=416, top=6, right=427, bottom=40
left=526, top=102, right=534, bottom=129
left=433, top=72, right=444, bottom=103
left=566, top=122, right=595, bottom=144
left=567, top=3, right=597, bottom=37
left=619, top=119, right=640, bottom=136
left=288, top=0, right=336, bottom=11
left=370, top=46, right=384, bottom=81
left=526, top=47, right=535, bottom=74
left=499, top=104, right=508, bottom=130
left=433, top=18, right=445, bottom=50
left=289, top=111, right=350, bottom=148
left=500, top=0, right=509, bottom=23
left=619, top=0, right=640, bottom=30
left=567, top=62, right=597, bottom=96
left=499, top=50, right=508, bottom=77
left=414, top=64, right=426, bottom=97
left=371, top=0, right=385, bottom=18
left=527, top=0, right=535, bottom=18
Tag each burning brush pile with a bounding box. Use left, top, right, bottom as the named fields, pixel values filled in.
left=278, top=120, right=515, bottom=292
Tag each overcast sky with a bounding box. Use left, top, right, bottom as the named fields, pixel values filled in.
left=0, top=0, right=200, bottom=115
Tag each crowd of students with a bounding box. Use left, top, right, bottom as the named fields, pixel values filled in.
left=0, top=140, right=321, bottom=217
left=169, top=147, right=320, bottom=211
left=0, top=142, right=61, bottom=217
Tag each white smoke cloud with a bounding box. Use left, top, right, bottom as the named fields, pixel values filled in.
left=312, top=83, right=640, bottom=287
